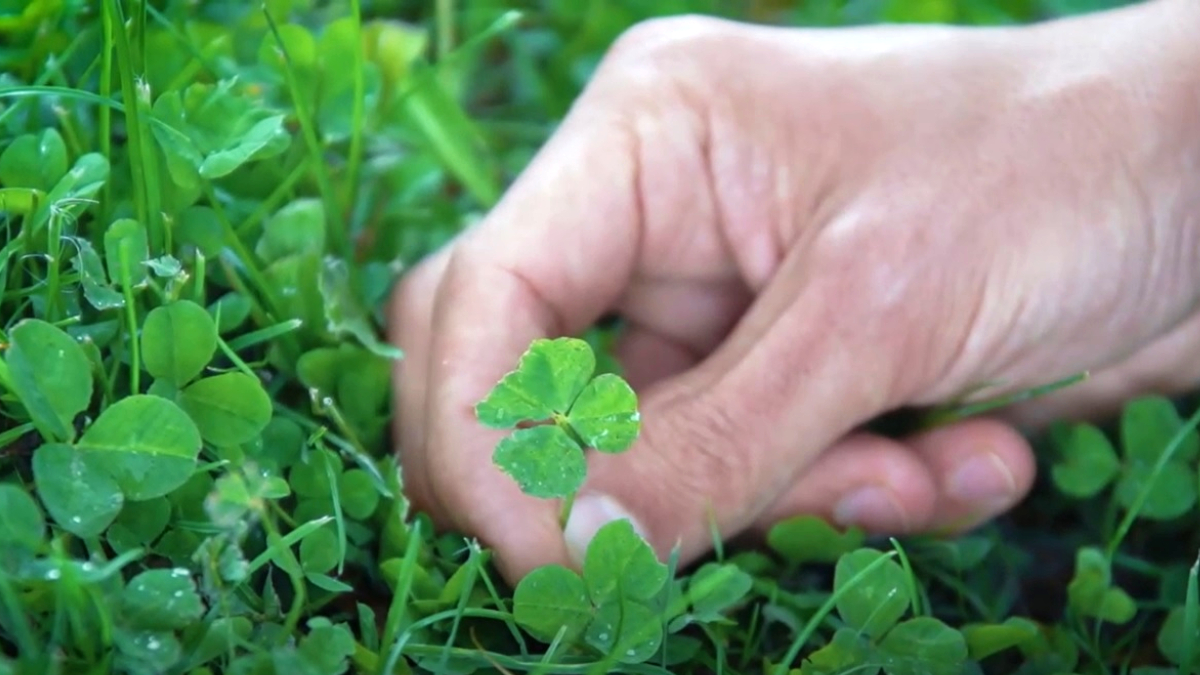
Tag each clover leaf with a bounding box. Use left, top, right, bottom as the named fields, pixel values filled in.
left=834, top=548, right=912, bottom=639
left=475, top=337, right=641, bottom=504
left=876, top=617, right=968, bottom=675
left=511, top=519, right=668, bottom=664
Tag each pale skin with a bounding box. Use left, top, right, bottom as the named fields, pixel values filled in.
left=388, top=0, right=1200, bottom=583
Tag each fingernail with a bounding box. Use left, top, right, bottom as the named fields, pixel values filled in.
left=948, top=452, right=1017, bottom=508
left=833, top=486, right=909, bottom=530
left=564, top=494, right=646, bottom=568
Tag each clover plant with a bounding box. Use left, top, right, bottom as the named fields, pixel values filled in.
left=474, top=336, right=641, bottom=523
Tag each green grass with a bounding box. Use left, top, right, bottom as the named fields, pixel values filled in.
left=2, top=0, right=1200, bottom=674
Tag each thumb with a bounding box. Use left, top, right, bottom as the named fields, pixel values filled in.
left=563, top=248, right=908, bottom=568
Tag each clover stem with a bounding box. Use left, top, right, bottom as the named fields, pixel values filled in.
left=552, top=413, right=588, bottom=530
left=559, top=491, right=577, bottom=530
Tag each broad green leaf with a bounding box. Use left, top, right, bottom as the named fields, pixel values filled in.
left=208, top=292, right=253, bottom=334
left=583, top=518, right=668, bottom=604
left=5, top=318, right=93, bottom=443
left=295, top=620, right=358, bottom=675
left=798, top=627, right=876, bottom=675
left=188, top=617, right=254, bottom=669
left=120, top=568, right=205, bottom=630
left=319, top=256, right=403, bottom=359
left=585, top=600, right=663, bottom=664
left=877, top=617, right=969, bottom=675
left=513, top=564, right=593, bottom=645
left=77, top=395, right=202, bottom=501
left=1114, top=460, right=1196, bottom=521
left=106, top=497, right=172, bottom=553
left=178, top=372, right=273, bottom=447
left=141, top=300, right=218, bottom=386
left=104, top=218, right=150, bottom=288
left=32, top=442, right=124, bottom=538
left=766, top=515, right=866, bottom=565
left=0, top=128, right=67, bottom=191
left=834, top=548, right=911, bottom=639
left=1158, top=606, right=1200, bottom=667
left=1051, top=422, right=1120, bottom=498
left=1121, top=395, right=1199, bottom=463
left=338, top=469, right=381, bottom=520
left=200, top=114, right=290, bottom=178
left=113, top=629, right=182, bottom=675
left=476, top=337, right=596, bottom=428
left=673, top=562, right=752, bottom=627
left=566, top=373, right=640, bottom=453
left=256, top=198, right=326, bottom=263
left=492, top=425, right=587, bottom=500
left=65, top=236, right=125, bottom=310
left=0, top=484, right=45, bottom=549
left=961, top=618, right=1040, bottom=661
left=299, top=525, right=340, bottom=575
left=908, top=536, right=994, bottom=572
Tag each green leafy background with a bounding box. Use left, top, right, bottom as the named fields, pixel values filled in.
left=5, top=0, right=1199, bottom=674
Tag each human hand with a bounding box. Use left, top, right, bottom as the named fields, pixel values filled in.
left=389, top=0, right=1200, bottom=583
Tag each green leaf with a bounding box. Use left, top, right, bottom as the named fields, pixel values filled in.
left=178, top=372, right=273, bottom=447
left=299, top=525, right=340, bottom=575
left=32, top=443, right=124, bottom=538
left=566, top=373, right=640, bottom=453
left=0, top=484, right=45, bottom=550
left=1066, top=547, right=1137, bottom=625
left=141, top=300, right=218, bottom=386
left=106, top=497, right=172, bottom=553
left=1050, top=422, right=1120, bottom=498
left=338, top=469, right=381, bottom=520
left=1158, top=606, right=1200, bottom=667
left=585, top=599, right=663, bottom=664
left=5, top=318, right=93, bottom=443
left=255, top=198, right=326, bottom=263
left=77, top=395, right=202, bottom=501
left=834, top=548, right=911, bottom=639
left=200, top=114, right=290, bottom=178
left=492, top=425, right=587, bottom=500
left=65, top=236, right=125, bottom=310
left=475, top=337, right=596, bottom=428
left=0, top=128, right=68, bottom=191
left=766, top=515, right=866, bottom=565
left=1114, top=460, right=1196, bottom=521
left=512, top=564, right=593, bottom=645
left=877, top=617, right=969, bottom=675
left=583, top=518, right=668, bottom=604
left=961, top=617, right=1040, bottom=661
left=104, top=218, right=150, bottom=288
left=667, top=562, right=753, bottom=630
left=318, top=256, right=403, bottom=359
left=113, top=629, right=182, bottom=675
left=1121, top=395, right=1199, bottom=463
left=120, top=568, right=205, bottom=630
left=798, top=627, right=875, bottom=675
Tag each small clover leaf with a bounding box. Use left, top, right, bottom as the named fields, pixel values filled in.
left=119, top=568, right=205, bottom=631
left=77, top=395, right=202, bottom=501
left=584, top=599, right=663, bottom=664
left=178, top=372, right=273, bottom=448
left=512, top=564, right=593, bottom=645
left=493, top=425, right=587, bottom=499
left=1050, top=422, right=1120, bottom=499
left=1066, top=547, right=1137, bottom=625
left=476, top=337, right=595, bottom=428
left=32, top=442, right=124, bottom=538
left=0, top=484, right=45, bottom=550
left=566, top=373, right=640, bottom=452
left=766, top=515, right=866, bottom=565
left=961, top=617, right=1040, bottom=661
left=141, top=300, right=218, bottom=387
left=5, top=318, right=93, bottom=443
left=798, top=627, right=872, bottom=675
left=583, top=518, right=668, bottom=604
left=834, top=548, right=912, bottom=639
left=877, top=617, right=969, bottom=675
